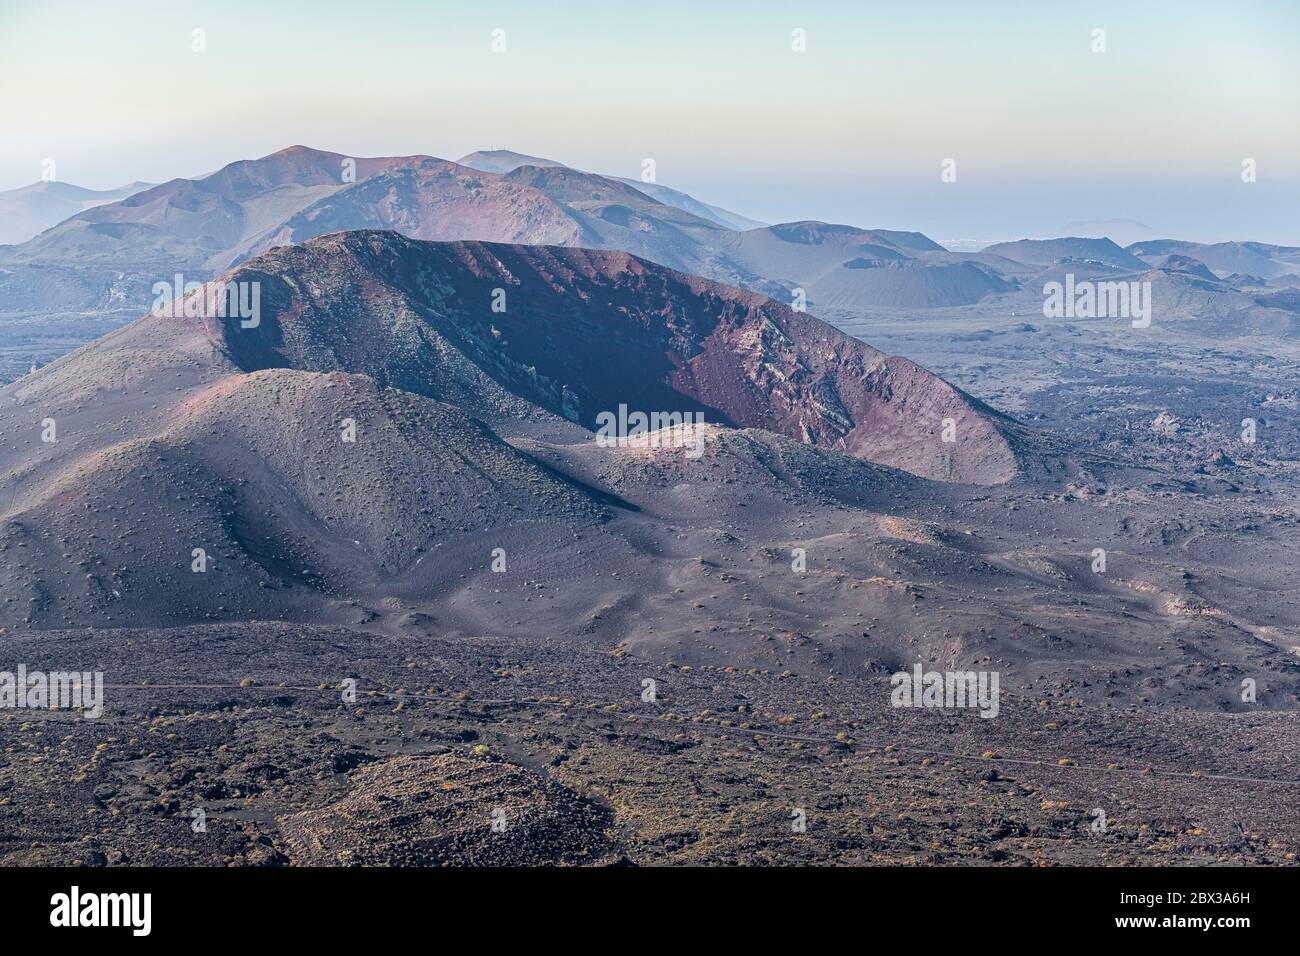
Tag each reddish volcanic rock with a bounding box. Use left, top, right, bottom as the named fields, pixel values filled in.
left=206, top=231, right=1022, bottom=484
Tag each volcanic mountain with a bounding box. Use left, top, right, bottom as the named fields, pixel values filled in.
left=1146, top=254, right=1220, bottom=282
left=455, top=149, right=767, bottom=230
left=0, top=230, right=1026, bottom=629
left=245, top=160, right=745, bottom=287
left=2, top=224, right=1027, bottom=486
left=3, top=146, right=428, bottom=270
left=202, top=231, right=1025, bottom=483
left=246, top=158, right=593, bottom=255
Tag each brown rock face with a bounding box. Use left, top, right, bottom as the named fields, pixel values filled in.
left=207, top=231, right=1022, bottom=483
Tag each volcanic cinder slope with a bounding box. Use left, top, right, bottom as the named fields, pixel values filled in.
left=0, top=230, right=1029, bottom=631
left=206, top=231, right=1026, bottom=483
left=6, top=148, right=1300, bottom=402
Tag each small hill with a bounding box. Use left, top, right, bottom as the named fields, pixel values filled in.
left=980, top=237, right=1148, bottom=271
left=1127, top=239, right=1300, bottom=280
left=455, top=149, right=565, bottom=173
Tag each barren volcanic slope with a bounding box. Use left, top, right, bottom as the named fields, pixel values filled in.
left=0, top=231, right=1021, bottom=628
left=0, top=367, right=608, bottom=628
left=247, top=158, right=593, bottom=255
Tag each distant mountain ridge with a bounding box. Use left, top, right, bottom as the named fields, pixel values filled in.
left=0, top=179, right=154, bottom=245
left=1126, top=239, right=1300, bottom=280
left=0, top=146, right=1010, bottom=315
left=980, top=237, right=1149, bottom=271
left=1050, top=219, right=1160, bottom=248
left=453, top=149, right=767, bottom=230
left=3, top=146, right=1296, bottom=343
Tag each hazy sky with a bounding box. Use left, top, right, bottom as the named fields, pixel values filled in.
left=2, top=0, right=1298, bottom=243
